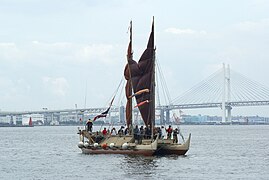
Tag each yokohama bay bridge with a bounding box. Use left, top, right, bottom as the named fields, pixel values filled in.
left=1, top=64, right=269, bottom=124
left=164, top=63, right=269, bottom=123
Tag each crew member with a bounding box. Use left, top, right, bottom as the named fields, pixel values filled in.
left=86, top=119, right=93, bottom=132
left=173, top=128, right=179, bottom=143
left=166, top=125, right=173, bottom=139
left=102, top=127, right=108, bottom=136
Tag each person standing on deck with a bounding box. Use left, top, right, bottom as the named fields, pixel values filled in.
left=133, top=125, right=140, bottom=143
left=145, top=125, right=151, bottom=139
left=157, top=127, right=162, bottom=139
left=118, top=126, right=124, bottom=136
left=124, top=127, right=129, bottom=135
left=161, top=126, right=166, bottom=139
left=111, top=127, right=117, bottom=135
left=139, top=126, right=144, bottom=144
left=102, top=128, right=107, bottom=136
left=173, top=128, right=179, bottom=143
left=166, top=125, right=173, bottom=139
left=86, top=119, right=93, bottom=132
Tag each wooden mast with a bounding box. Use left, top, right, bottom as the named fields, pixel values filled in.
left=126, top=20, right=133, bottom=133
left=151, top=17, right=155, bottom=134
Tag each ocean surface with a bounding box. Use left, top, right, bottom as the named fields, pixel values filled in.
left=0, top=125, right=268, bottom=180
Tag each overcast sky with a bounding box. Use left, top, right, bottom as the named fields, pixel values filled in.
left=1, top=0, right=269, bottom=116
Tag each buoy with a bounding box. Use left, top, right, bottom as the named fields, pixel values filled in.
left=78, top=141, right=84, bottom=148
left=102, top=144, right=108, bottom=149
left=122, top=143, right=128, bottom=149
left=109, top=143, right=115, bottom=148
left=93, top=143, right=98, bottom=147
left=84, top=142, right=89, bottom=147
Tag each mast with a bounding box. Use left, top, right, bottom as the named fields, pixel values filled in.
left=151, top=17, right=155, bottom=130
left=126, top=21, right=133, bottom=131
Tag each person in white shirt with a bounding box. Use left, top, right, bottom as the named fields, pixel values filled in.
left=111, top=127, right=117, bottom=135
left=161, top=126, right=166, bottom=139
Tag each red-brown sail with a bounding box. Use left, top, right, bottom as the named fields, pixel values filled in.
left=136, top=21, right=154, bottom=127
left=124, top=21, right=134, bottom=128
left=124, top=20, right=155, bottom=127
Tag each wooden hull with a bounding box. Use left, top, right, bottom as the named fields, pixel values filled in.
left=155, top=147, right=188, bottom=155
left=78, top=133, right=158, bottom=156
left=81, top=148, right=155, bottom=156
left=78, top=130, right=191, bottom=156
left=155, top=133, right=191, bottom=155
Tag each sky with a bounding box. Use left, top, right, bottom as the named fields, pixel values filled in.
left=0, top=0, right=269, bottom=116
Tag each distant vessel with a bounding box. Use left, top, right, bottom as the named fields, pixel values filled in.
left=78, top=18, right=190, bottom=156
left=28, top=117, right=33, bottom=126
left=0, top=117, right=34, bottom=127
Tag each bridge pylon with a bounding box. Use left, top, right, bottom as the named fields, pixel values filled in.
left=159, top=106, right=171, bottom=125
left=227, top=105, right=232, bottom=122
left=222, top=63, right=232, bottom=123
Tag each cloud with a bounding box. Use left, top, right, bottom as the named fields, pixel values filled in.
left=165, top=28, right=207, bottom=36
left=0, top=41, right=122, bottom=65
left=0, top=42, right=24, bottom=60
left=42, top=76, right=69, bottom=96
left=0, top=77, right=15, bottom=99
left=0, top=77, right=31, bottom=105
left=32, top=41, right=73, bottom=49
left=235, top=18, right=269, bottom=32
left=77, top=44, right=118, bottom=64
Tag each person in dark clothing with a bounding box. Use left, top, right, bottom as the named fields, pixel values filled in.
left=145, top=126, right=151, bottom=139
left=86, top=119, right=93, bottom=132
left=133, top=125, right=140, bottom=143
left=157, top=127, right=162, bottom=139
left=95, top=131, right=104, bottom=143
left=124, top=127, right=129, bottom=135
left=139, top=126, right=144, bottom=144
left=118, top=126, right=124, bottom=136
left=173, top=128, right=179, bottom=143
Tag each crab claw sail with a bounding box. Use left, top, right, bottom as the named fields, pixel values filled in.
left=124, top=19, right=155, bottom=127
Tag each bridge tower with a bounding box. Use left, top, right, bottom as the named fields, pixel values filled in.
left=222, top=63, right=226, bottom=123
left=160, top=108, right=165, bottom=125
left=165, top=108, right=170, bottom=124
left=159, top=106, right=170, bottom=125
left=119, top=105, right=125, bottom=124
left=227, top=64, right=232, bottom=122
left=222, top=63, right=232, bottom=123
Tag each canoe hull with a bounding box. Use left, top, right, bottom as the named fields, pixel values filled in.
left=81, top=148, right=155, bottom=156
left=155, top=133, right=191, bottom=155
left=78, top=132, right=159, bottom=156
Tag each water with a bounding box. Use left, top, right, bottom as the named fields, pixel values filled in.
left=0, top=125, right=268, bottom=180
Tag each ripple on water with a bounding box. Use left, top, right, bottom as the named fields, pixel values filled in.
left=0, top=125, right=269, bottom=180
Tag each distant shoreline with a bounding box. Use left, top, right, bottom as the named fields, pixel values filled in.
left=1, top=122, right=269, bottom=127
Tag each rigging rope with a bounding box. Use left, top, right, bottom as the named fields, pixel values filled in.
left=156, top=58, right=172, bottom=105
